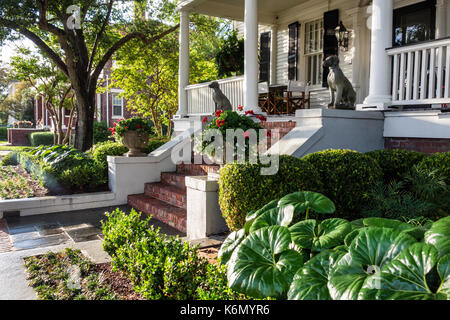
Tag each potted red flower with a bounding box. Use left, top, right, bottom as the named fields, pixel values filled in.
left=110, top=117, right=154, bottom=157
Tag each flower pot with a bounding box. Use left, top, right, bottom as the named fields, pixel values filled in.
left=120, top=130, right=150, bottom=157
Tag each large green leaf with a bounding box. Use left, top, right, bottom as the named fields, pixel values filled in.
left=368, top=243, right=449, bottom=300
left=244, top=200, right=280, bottom=233
left=218, top=229, right=246, bottom=265
left=227, top=226, right=303, bottom=299
left=289, top=218, right=352, bottom=252
left=278, top=191, right=335, bottom=216
left=245, top=199, right=279, bottom=222
left=249, top=206, right=294, bottom=233
left=425, top=216, right=450, bottom=258
left=288, top=250, right=343, bottom=300
left=363, top=217, right=425, bottom=241
left=328, top=227, right=417, bottom=300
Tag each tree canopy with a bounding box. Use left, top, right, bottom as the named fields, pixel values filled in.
left=0, top=0, right=179, bottom=150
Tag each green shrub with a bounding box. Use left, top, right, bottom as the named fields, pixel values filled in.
left=219, top=155, right=323, bottom=231
left=29, top=131, right=54, bottom=147
left=0, top=127, right=7, bottom=140
left=303, top=149, right=383, bottom=220
left=93, top=121, right=112, bottom=144
left=142, top=137, right=170, bottom=154
left=362, top=180, right=437, bottom=220
left=91, top=141, right=128, bottom=168
left=0, top=151, right=18, bottom=166
left=101, top=208, right=237, bottom=300
left=419, top=151, right=450, bottom=185
left=366, top=149, right=427, bottom=183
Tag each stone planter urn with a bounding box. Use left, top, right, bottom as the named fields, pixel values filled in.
left=120, top=130, right=150, bottom=157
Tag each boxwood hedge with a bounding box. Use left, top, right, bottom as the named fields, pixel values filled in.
left=218, top=155, right=324, bottom=231
left=303, top=149, right=383, bottom=220
left=28, top=132, right=54, bottom=147
left=365, top=149, right=427, bottom=183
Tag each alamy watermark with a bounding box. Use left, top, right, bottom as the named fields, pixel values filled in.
left=170, top=126, right=281, bottom=176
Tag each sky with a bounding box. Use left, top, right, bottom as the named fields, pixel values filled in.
left=0, top=38, right=35, bottom=67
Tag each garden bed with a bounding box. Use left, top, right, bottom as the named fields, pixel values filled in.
left=24, top=249, right=144, bottom=300
left=24, top=246, right=221, bottom=300
left=0, top=165, right=49, bottom=200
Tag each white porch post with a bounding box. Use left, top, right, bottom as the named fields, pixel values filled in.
left=244, top=0, right=261, bottom=112
left=177, top=10, right=190, bottom=117
left=436, top=0, right=448, bottom=39
left=362, top=0, right=393, bottom=108
left=347, top=8, right=363, bottom=104
left=270, top=25, right=278, bottom=85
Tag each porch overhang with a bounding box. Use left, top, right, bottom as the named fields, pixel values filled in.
left=176, top=0, right=311, bottom=24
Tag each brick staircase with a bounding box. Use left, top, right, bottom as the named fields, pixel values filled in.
left=127, top=120, right=296, bottom=233
left=127, top=163, right=220, bottom=233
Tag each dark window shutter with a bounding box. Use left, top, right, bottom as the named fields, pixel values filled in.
left=322, top=9, right=339, bottom=87
left=288, top=22, right=299, bottom=81
left=259, top=32, right=271, bottom=83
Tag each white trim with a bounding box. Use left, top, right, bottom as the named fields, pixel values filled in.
left=111, top=93, right=124, bottom=119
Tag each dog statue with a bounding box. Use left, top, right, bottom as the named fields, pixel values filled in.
left=323, top=55, right=356, bottom=110
left=209, top=81, right=233, bottom=112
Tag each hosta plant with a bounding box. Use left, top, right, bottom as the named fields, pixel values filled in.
left=219, top=193, right=450, bottom=300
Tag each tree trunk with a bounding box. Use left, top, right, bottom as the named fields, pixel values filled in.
left=73, top=90, right=96, bottom=151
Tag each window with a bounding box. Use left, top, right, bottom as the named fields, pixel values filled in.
left=288, top=22, right=300, bottom=81
left=112, top=94, right=123, bottom=118
left=393, top=0, right=436, bottom=47
left=304, top=19, right=323, bottom=86
left=259, top=32, right=271, bottom=83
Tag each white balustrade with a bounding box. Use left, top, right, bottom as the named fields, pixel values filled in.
left=387, top=38, right=450, bottom=105
left=185, top=76, right=244, bottom=115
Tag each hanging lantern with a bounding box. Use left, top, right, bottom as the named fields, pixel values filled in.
left=335, top=21, right=350, bottom=51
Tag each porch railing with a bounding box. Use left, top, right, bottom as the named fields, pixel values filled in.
left=186, top=75, right=244, bottom=114
left=387, top=38, right=450, bottom=105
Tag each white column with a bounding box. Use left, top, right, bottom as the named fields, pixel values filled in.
left=244, top=0, right=261, bottom=112
left=270, top=25, right=278, bottom=85
left=436, top=0, right=448, bottom=39
left=348, top=8, right=362, bottom=103
left=363, top=0, right=393, bottom=108
left=177, top=10, right=190, bottom=117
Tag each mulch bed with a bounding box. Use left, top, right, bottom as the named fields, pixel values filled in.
left=92, top=263, right=145, bottom=300
left=197, top=246, right=220, bottom=265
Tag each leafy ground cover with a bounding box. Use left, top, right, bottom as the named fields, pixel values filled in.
left=219, top=191, right=450, bottom=300
left=0, top=165, right=49, bottom=199
left=24, top=248, right=143, bottom=300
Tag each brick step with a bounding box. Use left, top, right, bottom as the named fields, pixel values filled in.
left=161, top=172, right=187, bottom=189
left=144, top=182, right=186, bottom=209
left=127, top=194, right=187, bottom=233
left=176, top=163, right=220, bottom=176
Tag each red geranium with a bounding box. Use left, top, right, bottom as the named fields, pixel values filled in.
left=215, top=109, right=224, bottom=117
left=238, top=105, right=243, bottom=111
left=256, top=114, right=267, bottom=122
left=245, top=110, right=255, bottom=116
left=216, top=119, right=226, bottom=127
left=202, top=116, right=208, bottom=123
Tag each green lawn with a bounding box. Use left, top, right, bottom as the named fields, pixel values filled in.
left=0, top=145, right=32, bottom=152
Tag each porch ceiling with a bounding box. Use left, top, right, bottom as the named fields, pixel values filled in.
left=177, top=0, right=310, bottom=25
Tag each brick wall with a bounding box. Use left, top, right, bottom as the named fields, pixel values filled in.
left=7, top=128, right=46, bottom=146
left=385, top=137, right=450, bottom=154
